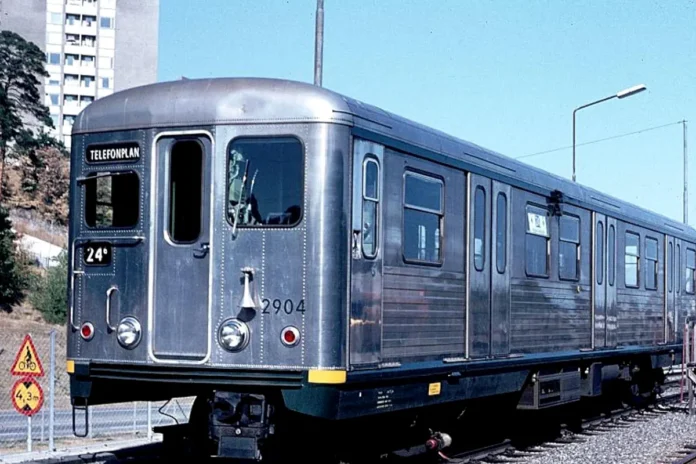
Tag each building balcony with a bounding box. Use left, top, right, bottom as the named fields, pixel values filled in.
left=64, top=43, right=96, bottom=56
left=62, top=102, right=81, bottom=115
left=65, top=2, right=97, bottom=17
left=64, top=23, right=97, bottom=37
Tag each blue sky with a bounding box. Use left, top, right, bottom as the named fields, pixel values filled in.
left=158, top=0, right=696, bottom=225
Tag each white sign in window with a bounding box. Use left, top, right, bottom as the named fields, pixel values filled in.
left=526, top=211, right=548, bottom=236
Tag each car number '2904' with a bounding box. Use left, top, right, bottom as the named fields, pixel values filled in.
left=262, top=298, right=305, bottom=315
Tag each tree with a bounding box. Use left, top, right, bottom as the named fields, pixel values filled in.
left=30, top=251, right=68, bottom=324
left=0, top=30, right=54, bottom=202
left=0, top=205, right=29, bottom=305
left=6, top=128, right=69, bottom=224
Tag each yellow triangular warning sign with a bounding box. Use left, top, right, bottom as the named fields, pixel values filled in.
left=10, top=334, right=44, bottom=377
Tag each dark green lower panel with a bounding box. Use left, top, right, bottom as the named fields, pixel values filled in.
left=283, top=370, right=530, bottom=419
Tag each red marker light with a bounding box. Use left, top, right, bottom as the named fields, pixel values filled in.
left=281, top=327, right=299, bottom=346
left=284, top=330, right=295, bottom=344
left=80, top=322, right=94, bottom=340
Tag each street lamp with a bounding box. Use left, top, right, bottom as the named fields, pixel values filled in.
left=572, top=84, right=647, bottom=182
left=314, top=0, right=324, bottom=86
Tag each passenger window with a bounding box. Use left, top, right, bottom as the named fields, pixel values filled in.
left=645, top=237, right=658, bottom=290
left=596, top=222, right=604, bottom=285
left=362, top=158, right=379, bottom=258
left=403, top=172, right=443, bottom=264
left=496, top=193, right=507, bottom=274
left=473, top=187, right=485, bottom=271
left=226, top=136, right=303, bottom=227
left=608, top=225, right=615, bottom=286
left=84, top=171, right=139, bottom=228
left=525, top=204, right=549, bottom=277
left=625, top=231, right=640, bottom=288
left=668, top=242, right=673, bottom=292
left=168, top=140, right=203, bottom=243
left=686, top=248, right=696, bottom=294
left=559, top=215, right=580, bottom=281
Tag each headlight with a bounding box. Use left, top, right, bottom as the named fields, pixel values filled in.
left=218, top=319, right=250, bottom=352
left=117, top=316, right=141, bottom=349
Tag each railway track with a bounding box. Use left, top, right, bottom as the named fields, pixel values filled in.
left=424, top=366, right=691, bottom=464
left=438, top=406, right=676, bottom=463
left=663, top=446, right=696, bottom=464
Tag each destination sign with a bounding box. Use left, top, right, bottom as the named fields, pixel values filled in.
left=86, top=142, right=141, bottom=164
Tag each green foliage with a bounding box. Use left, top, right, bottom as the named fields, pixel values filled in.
left=0, top=30, right=56, bottom=202
left=29, top=251, right=68, bottom=325
left=0, top=205, right=29, bottom=304
left=0, top=30, right=53, bottom=146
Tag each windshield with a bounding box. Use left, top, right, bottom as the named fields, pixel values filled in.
left=226, top=136, right=303, bottom=228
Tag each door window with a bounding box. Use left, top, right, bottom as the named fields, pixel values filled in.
left=473, top=187, right=485, bottom=271
left=362, top=157, right=379, bottom=258
left=596, top=222, right=604, bottom=285
left=168, top=140, right=203, bottom=243
left=495, top=193, right=507, bottom=273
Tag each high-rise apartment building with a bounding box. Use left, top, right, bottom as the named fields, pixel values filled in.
left=1, top=0, right=159, bottom=149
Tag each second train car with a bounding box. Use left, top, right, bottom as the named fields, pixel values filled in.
left=65, top=77, right=696, bottom=461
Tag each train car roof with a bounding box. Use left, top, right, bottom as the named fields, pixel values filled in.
left=72, top=77, right=696, bottom=239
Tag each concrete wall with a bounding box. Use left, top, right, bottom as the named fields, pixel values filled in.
left=114, top=0, right=159, bottom=92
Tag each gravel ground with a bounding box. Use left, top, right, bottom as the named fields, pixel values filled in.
left=516, top=405, right=696, bottom=464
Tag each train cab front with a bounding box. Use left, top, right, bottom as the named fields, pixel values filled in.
left=65, top=78, right=353, bottom=459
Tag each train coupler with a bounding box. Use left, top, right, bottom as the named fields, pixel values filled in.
left=210, top=391, right=275, bottom=461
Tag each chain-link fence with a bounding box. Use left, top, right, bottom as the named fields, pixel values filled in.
left=0, top=325, right=194, bottom=456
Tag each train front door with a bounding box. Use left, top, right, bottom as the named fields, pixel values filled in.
left=150, top=132, right=213, bottom=362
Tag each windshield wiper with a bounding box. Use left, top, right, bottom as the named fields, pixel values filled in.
left=231, top=160, right=250, bottom=238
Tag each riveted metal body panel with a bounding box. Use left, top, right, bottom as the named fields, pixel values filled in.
left=666, top=235, right=676, bottom=343
left=467, top=174, right=491, bottom=358
left=67, top=129, right=151, bottom=364
left=605, top=217, right=619, bottom=348
left=593, top=212, right=607, bottom=349
left=349, top=138, right=385, bottom=368
left=509, top=188, right=592, bottom=354
left=151, top=132, right=214, bottom=361
left=208, top=122, right=350, bottom=370
left=491, top=181, right=512, bottom=357
left=380, top=148, right=466, bottom=363
left=615, top=221, right=665, bottom=346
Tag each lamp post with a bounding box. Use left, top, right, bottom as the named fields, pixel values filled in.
left=572, top=84, right=647, bottom=182
left=684, top=119, right=688, bottom=225
left=314, top=0, right=324, bottom=86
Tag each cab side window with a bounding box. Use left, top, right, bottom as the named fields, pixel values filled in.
left=362, top=157, right=380, bottom=258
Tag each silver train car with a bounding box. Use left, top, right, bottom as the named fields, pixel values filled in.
left=66, top=77, right=696, bottom=460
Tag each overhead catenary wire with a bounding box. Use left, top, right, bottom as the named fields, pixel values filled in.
left=516, top=120, right=685, bottom=160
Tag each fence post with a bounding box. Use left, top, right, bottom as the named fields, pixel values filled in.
left=49, top=329, right=56, bottom=451
left=27, top=416, right=32, bottom=452
left=147, top=402, right=152, bottom=440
